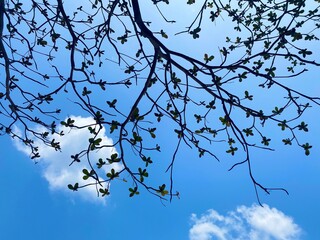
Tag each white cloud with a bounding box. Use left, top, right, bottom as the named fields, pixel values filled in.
left=14, top=116, right=122, bottom=204
left=189, top=204, right=302, bottom=240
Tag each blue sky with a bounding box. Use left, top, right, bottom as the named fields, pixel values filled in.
left=1, top=111, right=320, bottom=239
left=1, top=1, right=320, bottom=240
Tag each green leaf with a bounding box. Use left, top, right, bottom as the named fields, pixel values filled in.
left=148, top=128, right=156, bottom=138
left=272, top=107, right=283, bottom=115
left=243, top=128, right=254, bottom=137
left=61, top=118, right=75, bottom=127
left=204, top=53, right=214, bottom=63
left=117, top=34, right=128, bottom=44
left=160, top=29, right=168, bottom=39
left=68, top=183, right=79, bottom=191
left=219, top=116, right=231, bottom=127
left=89, top=138, right=102, bottom=150
left=51, top=33, right=61, bottom=42
left=138, top=168, right=149, bottom=182
left=190, top=27, right=201, bottom=39
left=106, top=168, right=119, bottom=179
left=110, top=121, right=119, bottom=133
left=96, top=158, right=106, bottom=168
left=206, top=100, right=216, bottom=109
left=130, top=132, right=143, bottom=144
left=157, top=184, right=168, bottom=196
left=107, top=99, right=117, bottom=108
left=129, top=187, right=139, bottom=197
left=82, top=87, right=92, bottom=96
left=194, top=114, right=202, bottom=123
left=37, top=38, right=47, bottom=47
left=265, top=67, right=276, bottom=77
left=302, top=143, right=312, bottom=156
left=297, top=121, right=308, bottom=132
left=244, top=91, right=253, bottom=100
left=125, top=65, right=134, bottom=74
left=261, top=136, right=271, bottom=146
left=154, top=112, right=163, bottom=122
left=83, top=175, right=89, bottom=180
left=82, top=168, right=89, bottom=175
left=282, top=138, right=292, bottom=145
left=298, top=49, right=312, bottom=58
left=226, top=146, right=238, bottom=156
left=99, top=188, right=110, bottom=197
left=174, top=129, right=183, bottom=138
left=228, top=138, right=235, bottom=145
left=278, top=120, right=287, bottom=131
left=82, top=168, right=94, bottom=180
left=94, top=111, right=104, bottom=123
left=142, top=156, right=153, bottom=167
left=130, top=107, right=143, bottom=121
left=107, top=153, right=121, bottom=164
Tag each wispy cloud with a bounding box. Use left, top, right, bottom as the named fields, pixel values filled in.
left=14, top=116, right=121, bottom=203
left=189, top=204, right=302, bottom=240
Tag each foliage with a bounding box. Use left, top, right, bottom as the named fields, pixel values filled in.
left=1, top=0, right=320, bottom=204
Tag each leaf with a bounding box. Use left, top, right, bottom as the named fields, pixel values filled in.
left=157, top=184, right=168, bottom=196
left=37, top=38, right=47, bottom=47
left=107, top=99, right=117, bottom=108
left=142, top=156, right=153, bottom=167
left=261, top=136, right=271, bottom=146
left=96, top=158, right=106, bottom=168
left=125, top=65, right=134, bottom=74
left=83, top=175, right=89, bottom=180
left=82, top=87, right=92, bottom=96
left=129, top=187, right=139, bottom=197
left=243, top=128, right=254, bottom=137
left=160, top=29, right=168, bottom=39
left=265, top=67, right=276, bottom=77
left=194, top=114, right=202, bottom=123
left=117, top=34, right=128, bottom=44
left=297, top=121, right=308, bottom=132
left=61, top=118, right=75, bottom=127
left=302, top=143, right=312, bottom=156
left=68, top=183, right=79, bottom=191
left=148, top=128, right=156, bottom=138
left=51, top=33, right=61, bottom=42
left=106, top=168, right=119, bottom=179
left=138, top=168, right=148, bottom=182
left=89, top=137, right=102, bottom=150
left=204, top=53, right=214, bottom=63
left=226, top=146, right=238, bottom=156
left=154, top=112, right=163, bottom=122
left=298, top=49, right=312, bottom=58
left=110, top=120, right=119, bottom=133
left=244, top=91, right=253, bottom=100
left=219, top=116, right=231, bottom=127
left=99, top=188, right=110, bottom=197
left=282, top=138, right=292, bottom=145
left=190, top=27, right=201, bottom=39
left=278, top=120, right=287, bottom=131
left=107, top=153, right=121, bottom=163
left=272, top=107, right=283, bottom=115
left=130, top=132, right=143, bottom=144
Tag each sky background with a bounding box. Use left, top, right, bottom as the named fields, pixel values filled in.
left=1, top=1, right=320, bottom=240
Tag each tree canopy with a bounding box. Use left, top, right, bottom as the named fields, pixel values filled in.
left=1, top=0, right=320, bottom=203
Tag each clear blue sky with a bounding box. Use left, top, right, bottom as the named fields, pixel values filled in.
left=1, top=1, right=320, bottom=240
